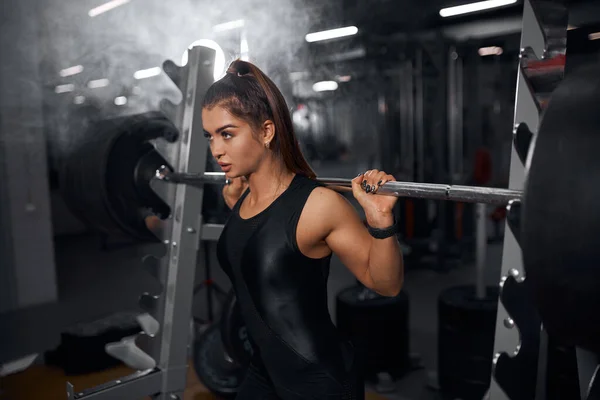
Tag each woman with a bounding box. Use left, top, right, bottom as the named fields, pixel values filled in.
left=202, top=59, right=404, bottom=400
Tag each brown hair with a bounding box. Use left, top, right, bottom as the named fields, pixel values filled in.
left=202, top=59, right=316, bottom=179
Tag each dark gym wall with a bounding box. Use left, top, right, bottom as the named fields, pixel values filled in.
left=0, top=0, right=58, bottom=313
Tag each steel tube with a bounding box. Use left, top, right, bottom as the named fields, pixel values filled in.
left=156, top=169, right=522, bottom=205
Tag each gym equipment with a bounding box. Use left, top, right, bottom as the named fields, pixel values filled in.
left=220, top=291, right=254, bottom=367
left=335, top=284, right=410, bottom=381
left=193, top=323, right=245, bottom=399
left=438, top=285, right=499, bottom=400
left=158, top=169, right=522, bottom=205
left=522, top=62, right=600, bottom=355
left=59, top=112, right=176, bottom=242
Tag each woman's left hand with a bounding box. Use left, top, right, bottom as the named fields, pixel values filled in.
left=351, top=170, right=398, bottom=226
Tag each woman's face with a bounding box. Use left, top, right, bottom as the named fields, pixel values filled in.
left=202, top=105, right=266, bottom=178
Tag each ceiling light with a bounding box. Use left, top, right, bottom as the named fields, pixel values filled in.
left=55, top=84, right=75, bottom=94
left=133, top=67, right=162, bottom=80
left=440, top=0, right=517, bottom=17
left=88, top=0, right=130, bottom=17
left=313, top=81, right=338, bottom=92
left=114, top=96, right=127, bottom=106
left=305, top=26, right=358, bottom=43
left=213, top=20, right=245, bottom=32
left=337, top=75, right=352, bottom=82
left=88, top=78, right=110, bottom=89
left=478, top=46, right=504, bottom=56
left=59, top=65, right=83, bottom=77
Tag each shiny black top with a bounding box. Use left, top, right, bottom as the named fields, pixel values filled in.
left=216, top=174, right=354, bottom=389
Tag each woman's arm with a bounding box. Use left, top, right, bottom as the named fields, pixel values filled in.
left=318, top=189, right=404, bottom=297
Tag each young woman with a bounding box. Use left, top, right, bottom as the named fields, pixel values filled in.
left=202, top=59, right=404, bottom=399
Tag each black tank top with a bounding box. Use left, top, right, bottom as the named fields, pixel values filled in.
left=216, top=174, right=353, bottom=388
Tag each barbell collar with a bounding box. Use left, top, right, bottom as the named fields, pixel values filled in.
left=155, top=170, right=522, bottom=205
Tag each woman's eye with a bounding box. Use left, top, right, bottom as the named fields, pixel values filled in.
left=203, top=132, right=212, bottom=140
left=222, top=132, right=232, bottom=139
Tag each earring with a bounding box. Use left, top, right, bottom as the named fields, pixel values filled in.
left=265, top=142, right=270, bottom=149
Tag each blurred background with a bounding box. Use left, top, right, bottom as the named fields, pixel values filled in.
left=2, top=0, right=600, bottom=399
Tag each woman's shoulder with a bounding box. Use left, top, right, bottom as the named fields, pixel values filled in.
left=302, top=185, right=355, bottom=228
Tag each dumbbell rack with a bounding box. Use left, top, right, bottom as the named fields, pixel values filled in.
left=487, top=1, right=599, bottom=399
left=63, top=47, right=223, bottom=400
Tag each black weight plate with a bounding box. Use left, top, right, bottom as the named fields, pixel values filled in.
left=60, top=122, right=125, bottom=236
left=437, top=285, right=498, bottom=400
left=335, top=286, right=410, bottom=379
left=522, top=63, right=600, bottom=354
left=193, top=323, right=246, bottom=399
left=59, top=112, right=176, bottom=241
left=438, top=285, right=499, bottom=332
left=220, top=291, right=255, bottom=368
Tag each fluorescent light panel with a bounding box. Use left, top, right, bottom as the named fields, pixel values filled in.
left=88, top=78, right=110, bottom=89
left=134, top=67, right=162, bottom=80
left=440, top=0, right=517, bottom=17
left=88, top=0, right=130, bottom=17
left=55, top=84, right=75, bottom=94
left=305, top=26, right=358, bottom=43
left=60, top=65, right=83, bottom=77
left=478, top=46, right=503, bottom=56
left=213, top=19, right=245, bottom=32
left=313, top=81, right=338, bottom=92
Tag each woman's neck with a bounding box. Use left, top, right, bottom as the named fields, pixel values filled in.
left=244, top=159, right=295, bottom=205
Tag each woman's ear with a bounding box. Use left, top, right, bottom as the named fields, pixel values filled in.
left=261, top=120, right=276, bottom=145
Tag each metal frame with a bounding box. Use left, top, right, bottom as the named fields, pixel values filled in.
left=489, top=0, right=570, bottom=399
left=61, top=46, right=220, bottom=400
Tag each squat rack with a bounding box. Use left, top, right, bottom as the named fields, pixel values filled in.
left=66, top=47, right=221, bottom=400
left=489, top=0, right=599, bottom=399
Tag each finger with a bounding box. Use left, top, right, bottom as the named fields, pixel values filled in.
left=359, top=170, right=374, bottom=193
left=351, top=172, right=367, bottom=200
left=372, top=173, right=397, bottom=194
left=365, top=170, right=386, bottom=194
left=371, top=172, right=389, bottom=194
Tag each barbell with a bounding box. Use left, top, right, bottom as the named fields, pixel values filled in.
left=154, top=168, right=523, bottom=206
left=57, top=62, right=600, bottom=356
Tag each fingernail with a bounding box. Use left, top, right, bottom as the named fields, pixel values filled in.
left=361, top=180, right=367, bottom=189
left=365, top=185, right=371, bottom=193
left=377, top=180, right=382, bottom=186
left=357, top=173, right=362, bottom=177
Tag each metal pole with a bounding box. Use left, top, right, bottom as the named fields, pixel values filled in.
left=415, top=48, right=425, bottom=183
left=156, top=169, right=523, bottom=205
left=475, top=203, right=487, bottom=299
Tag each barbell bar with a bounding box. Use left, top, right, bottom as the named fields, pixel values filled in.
left=155, top=166, right=522, bottom=205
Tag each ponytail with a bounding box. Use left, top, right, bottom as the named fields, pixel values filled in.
left=202, top=59, right=316, bottom=179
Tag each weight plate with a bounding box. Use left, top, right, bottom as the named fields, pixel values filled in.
left=522, top=62, right=600, bottom=353
left=437, top=285, right=498, bottom=400
left=193, top=323, right=246, bottom=399
left=59, top=112, right=176, bottom=241
left=335, top=285, right=410, bottom=380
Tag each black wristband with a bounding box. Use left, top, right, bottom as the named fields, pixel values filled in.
left=366, top=217, right=398, bottom=239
